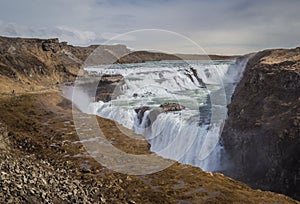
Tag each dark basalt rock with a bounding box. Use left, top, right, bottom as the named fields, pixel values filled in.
left=221, top=48, right=300, bottom=200
left=134, top=106, right=151, bottom=124
left=184, top=67, right=206, bottom=88
left=190, top=67, right=206, bottom=88
left=134, top=106, right=151, bottom=114
left=134, top=106, right=163, bottom=128
left=134, top=103, right=185, bottom=126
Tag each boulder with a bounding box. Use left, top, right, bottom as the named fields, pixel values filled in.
left=101, top=74, right=123, bottom=84
left=160, top=102, right=185, bottom=112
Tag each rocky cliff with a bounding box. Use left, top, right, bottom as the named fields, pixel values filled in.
left=0, top=36, right=299, bottom=203
left=221, top=47, right=300, bottom=200
left=0, top=36, right=130, bottom=94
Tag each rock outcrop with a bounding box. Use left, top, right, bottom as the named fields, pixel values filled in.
left=134, top=106, right=151, bottom=124
left=134, top=103, right=185, bottom=124
left=0, top=37, right=88, bottom=92
left=184, top=67, right=206, bottom=88
left=160, top=102, right=185, bottom=112
left=221, top=47, right=300, bottom=200
left=95, top=74, right=124, bottom=102
left=0, top=36, right=130, bottom=94
left=133, top=103, right=186, bottom=129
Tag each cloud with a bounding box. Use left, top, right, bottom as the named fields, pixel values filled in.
left=101, top=32, right=137, bottom=41
left=0, top=0, right=299, bottom=54
left=0, top=21, right=103, bottom=45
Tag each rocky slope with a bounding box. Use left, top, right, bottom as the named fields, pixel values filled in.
left=0, top=92, right=298, bottom=203
left=0, top=36, right=130, bottom=94
left=0, top=36, right=299, bottom=203
left=221, top=47, right=300, bottom=200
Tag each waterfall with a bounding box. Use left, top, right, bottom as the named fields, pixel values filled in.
left=74, top=59, right=248, bottom=172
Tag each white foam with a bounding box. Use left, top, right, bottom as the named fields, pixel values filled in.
left=77, top=59, right=248, bottom=172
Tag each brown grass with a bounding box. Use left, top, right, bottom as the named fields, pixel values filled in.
left=0, top=92, right=298, bottom=203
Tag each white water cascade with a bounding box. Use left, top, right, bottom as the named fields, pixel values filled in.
left=77, top=59, right=247, bottom=172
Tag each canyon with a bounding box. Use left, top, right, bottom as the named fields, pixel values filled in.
left=0, top=36, right=299, bottom=203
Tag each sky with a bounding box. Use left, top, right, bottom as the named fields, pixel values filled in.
left=0, top=0, right=299, bottom=55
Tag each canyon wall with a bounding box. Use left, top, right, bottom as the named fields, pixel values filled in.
left=221, top=48, right=300, bottom=200
left=0, top=36, right=130, bottom=93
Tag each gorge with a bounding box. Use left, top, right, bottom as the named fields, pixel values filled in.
left=72, top=58, right=249, bottom=173
left=0, top=36, right=299, bottom=203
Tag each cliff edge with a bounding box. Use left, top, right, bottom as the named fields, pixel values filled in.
left=0, top=36, right=130, bottom=94
left=221, top=47, right=300, bottom=200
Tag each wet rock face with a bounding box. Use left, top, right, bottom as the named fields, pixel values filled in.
left=134, top=103, right=185, bottom=127
left=184, top=67, right=206, bottom=88
left=134, top=106, right=151, bottom=124
left=134, top=106, right=164, bottom=128
left=73, top=74, right=124, bottom=102
left=95, top=74, right=124, bottom=102
left=221, top=48, right=300, bottom=200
